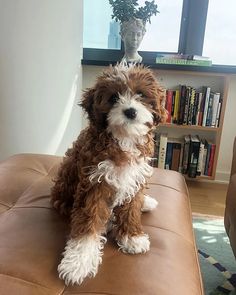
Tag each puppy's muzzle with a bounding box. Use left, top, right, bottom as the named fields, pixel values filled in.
left=123, top=108, right=137, bottom=120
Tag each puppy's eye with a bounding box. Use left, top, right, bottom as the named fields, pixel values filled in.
left=109, top=94, right=119, bottom=104
left=137, top=92, right=145, bottom=97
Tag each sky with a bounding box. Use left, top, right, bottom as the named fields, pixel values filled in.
left=83, top=0, right=236, bottom=65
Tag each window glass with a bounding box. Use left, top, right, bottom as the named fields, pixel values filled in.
left=83, top=0, right=121, bottom=49
left=83, top=0, right=183, bottom=52
left=203, top=0, right=236, bottom=65
left=139, top=0, right=183, bottom=52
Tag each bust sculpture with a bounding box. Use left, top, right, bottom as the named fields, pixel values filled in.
left=120, top=18, right=146, bottom=63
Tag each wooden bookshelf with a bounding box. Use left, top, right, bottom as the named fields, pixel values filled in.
left=154, top=69, right=230, bottom=181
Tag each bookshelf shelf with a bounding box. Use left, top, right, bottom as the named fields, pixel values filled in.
left=159, top=123, right=219, bottom=132
left=153, top=69, right=230, bottom=181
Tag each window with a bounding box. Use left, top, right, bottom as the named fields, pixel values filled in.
left=139, top=0, right=183, bottom=52
left=83, top=0, right=183, bottom=53
left=203, top=0, right=236, bottom=65
left=83, top=0, right=236, bottom=67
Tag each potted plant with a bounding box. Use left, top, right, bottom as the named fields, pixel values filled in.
left=109, top=0, right=159, bottom=63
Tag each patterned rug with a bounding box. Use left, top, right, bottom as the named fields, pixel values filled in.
left=193, top=215, right=236, bottom=295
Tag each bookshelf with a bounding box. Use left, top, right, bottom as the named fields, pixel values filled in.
left=153, top=68, right=230, bottom=181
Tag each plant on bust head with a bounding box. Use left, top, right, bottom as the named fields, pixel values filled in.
left=109, top=0, right=159, bottom=24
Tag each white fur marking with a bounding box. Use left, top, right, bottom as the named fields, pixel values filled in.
left=117, top=234, right=150, bottom=254
left=89, top=158, right=153, bottom=207
left=107, top=92, right=153, bottom=138
left=58, top=235, right=106, bottom=285
left=141, top=195, right=158, bottom=212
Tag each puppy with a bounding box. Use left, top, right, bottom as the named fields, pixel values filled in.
left=51, top=63, right=167, bottom=285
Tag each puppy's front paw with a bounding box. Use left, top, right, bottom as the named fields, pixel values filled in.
left=117, top=234, right=150, bottom=254
left=141, top=195, right=158, bottom=212
left=58, top=235, right=106, bottom=285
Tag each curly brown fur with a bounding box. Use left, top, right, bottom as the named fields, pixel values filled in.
left=51, top=63, right=167, bottom=285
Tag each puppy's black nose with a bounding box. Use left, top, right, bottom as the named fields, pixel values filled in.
left=123, top=108, right=137, bottom=120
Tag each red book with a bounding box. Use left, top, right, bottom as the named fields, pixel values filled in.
left=166, top=90, right=173, bottom=123
left=208, top=144, right=216, bottom=176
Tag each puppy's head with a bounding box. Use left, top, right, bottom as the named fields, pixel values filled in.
left=81, top=64, right=167, bottom=139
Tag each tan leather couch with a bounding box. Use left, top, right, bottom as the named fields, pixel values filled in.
left=225, top=137, right=236, bottom=257
left=0, top=154, right=203, bottom=295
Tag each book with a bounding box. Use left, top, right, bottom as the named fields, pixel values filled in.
left=183, top=86, right=191, bottom=125
left=158, top=134, right=168, bottom=169
left=206, top=92, right=214, bottom=126
left=173, top=90, right=180, bottom=123
left=171, top=143, right=182, bottom=171
left=207, top=144, right=216, bottom=176
left=165, top=142, right=173, bottom=170
left=201, top=141, right=208, bottom=175
left=155, top=57, right=212, bottom=66
left=211, top=93, right=220, bottom=127
left=178, top=85, right=186, bottom=125
left=196, top=92, right=203, bottom=125
left=204, top=142, right=212, bottom=175
left=188, top=87, right=196, bottom=125
left=197, top=140, right=205, bottom=176
left=202, top=87, right=211, bottom=126
left=188, top=135, right=200, bottom=178
left=182, top=135, right=191, bottom=174
left=215, top=98, right=222, bottom=127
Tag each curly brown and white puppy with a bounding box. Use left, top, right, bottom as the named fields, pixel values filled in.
left=51, top=63, right=167, bottom=285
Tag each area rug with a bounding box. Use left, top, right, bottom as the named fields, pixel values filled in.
left=193, top=214, right=236, bottom=295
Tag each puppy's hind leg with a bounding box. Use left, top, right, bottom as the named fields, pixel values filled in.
left=51, top=153, right=79, bottom=216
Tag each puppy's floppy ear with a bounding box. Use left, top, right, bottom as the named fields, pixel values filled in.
left=79, top=87, right=96, bottom=122
left=153, top=88, right=168, bottom=125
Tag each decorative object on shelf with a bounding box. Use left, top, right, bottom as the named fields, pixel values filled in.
left=155, top=53, right=212, bottom=67
left=109, top=0, right=159, bottom=63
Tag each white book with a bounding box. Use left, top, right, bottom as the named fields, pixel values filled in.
left=216, top=100, right=222, bottom=127
left=197, top=141, right=205, bottom=175
left=202, top=87, right=211, bottom=126
left=201, top=144, right=208, bottom=175
left=211, top=93, right=220, bottom=127
left=158, top=133, right=168, bottom=169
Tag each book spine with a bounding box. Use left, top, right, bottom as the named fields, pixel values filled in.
left=183, top=86, right=191, bottom=125
left=216, top=99, right=222, bottom=127
left=197, top=141, right=205, bottom=175
left=165, top=142, right=173, bottom=170
left=155, top=58, right=212, bottom=66
left=204, top=143, right=212, bottom=175
left=173, top=90, right=180, bottom=123
left=171, top=143, right=181, bottom=171
left=202, top=87, right=211, bottom=126
left=158, top=134, right=168, bottom=169
left=206, top=92, right=214, bottom=126
left=182, top=136, right=190, bottom=174
left=188, top=88, right=196, bottom=125
left=192, top=92, right=199, bottom=125
left=208, top=144, right=216, bottom=176
left=201, top=145, right=208, bottom=175
left=178, top=85, right=186, bottom=125
left=188, top=137, right=200, bottom=178
left=211, top=93, right=220, bottom=127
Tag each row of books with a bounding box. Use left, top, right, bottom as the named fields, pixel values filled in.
left=165, top=85, right=222, bottom=127
left=154, top=134, right=216, bottom=178
left=156, top=54, right=212, bottom=67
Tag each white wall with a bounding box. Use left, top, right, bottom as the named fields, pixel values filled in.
left=0, top=0, right=83, bottom=161
left=82, top=65, right=236, bottom=183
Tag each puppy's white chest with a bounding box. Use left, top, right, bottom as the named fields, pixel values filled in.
left=89, top=158, right=153, bottom=206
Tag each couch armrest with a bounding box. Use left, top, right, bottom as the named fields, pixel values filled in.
left=230, top=137, right=236, bottom=177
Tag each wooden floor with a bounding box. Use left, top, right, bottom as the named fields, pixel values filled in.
left=186, top=180, right=228, bottom=217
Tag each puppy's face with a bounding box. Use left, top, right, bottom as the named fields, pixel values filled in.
left=81, top=64, right=167, bottom=139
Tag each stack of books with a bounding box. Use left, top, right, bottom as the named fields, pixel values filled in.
left=154, top=134, right=216, bottom=178
left=165, top=86, right=222, bottom=127
left=156, top=54, right=212, bottom=67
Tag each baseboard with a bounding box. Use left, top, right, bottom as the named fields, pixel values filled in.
left=215, top=171, right=230, bottom=183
